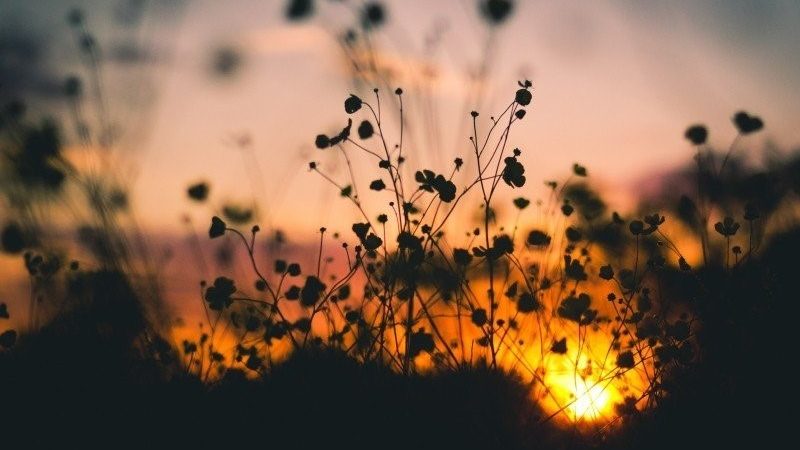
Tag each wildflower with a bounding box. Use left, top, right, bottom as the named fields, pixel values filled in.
left=551, top=338, right=567, bottom=354
left=357, top=120, right=374, bottom=139
left=209, top=216, right=226, bottom=238
left=344, top=94, right=362, bottom=114
left=513, top=197, right=530, bottom=209
left=187, top=182, right=209, bottom=202
left=526, top=230, right=551, bottom=247
left=684, top=124, right=708, bottom=145
left=361, top=2, right=386, bottom=30
left=599, top=265, right=614, bottom=280
left=471, top=308, right=488, bottom=327
left=515, top=88, right=532, bottom=106
left=205, top=277, right=236, bottom=311
left=714, top=217, right=740, bottom=237
left=732, top=111, right=763, bottom=134
left=480, top=0, right=514, bottom=25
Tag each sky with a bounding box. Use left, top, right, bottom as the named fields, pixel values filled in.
left=2, top=0, right=800, bottom=236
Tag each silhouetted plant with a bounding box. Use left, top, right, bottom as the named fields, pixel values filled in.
left=192, top=82, right=703, bottom=434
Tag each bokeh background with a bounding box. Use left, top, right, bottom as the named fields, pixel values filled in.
left=3, top=0, right=800, bottom=327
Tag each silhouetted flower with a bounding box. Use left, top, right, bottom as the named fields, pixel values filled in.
left=572, top=163, right=587, bottom=177
left=285, top=0, right=314, bottom=21
left=361, top=2, right=386, bottom=30
left=300, top=275, right=326, bottom=307
left=599, top=264, right=614, bottom=280
left=629, top=220, right=644, bottom=235
left=616, top=350, right=635, bottom=369
left=1, top=223, right=26, bottom=254
left=502, top=156, right=526, bottom=187
left=222, top=205, right=253, bottom=224
left=0, top=329, right=17, bottom=349
left=551, top=338, right=567, bottom=354
left=471, top=308, right=488, bottom=326
left=453, top=248, right=472, bottom=266
left=732, top=111, right=763, bottom=134
left=205, top=276, right=236, bottom=311
left=358, top=120, right=374, bottom=139
left=0, top=303, right=8, bottom=319
left=558, top=293, right=591, bottom=323
left=527, top=230, right=551, bottom=247
left=513, top=197, right=530, bottom=209
left=684, top=124, right=708, bottom=145
left=644, top=213, right=665, bottom=230
left=515, top=88, right=532, bottom=106
left=480, top=0, right=514, bottom=25
left=409, top=329, right=434, bottom=357
left=369, top=179, right=386, bottom=191
left=287, top=263, right=301, bottom=276
left=565, top=227, right=582, bottom=242
left=209, top=216, right=226, bottom=238
left=517, top=292, right=540, bottom=312
left=344, top=94, right=362, bottom=114
left=714, top=217, right=740, bottom=237
left=187, top=182, right=209, bottom=201
left=315, top=134, right=330, bottom=149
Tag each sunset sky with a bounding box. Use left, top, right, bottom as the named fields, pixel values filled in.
left=3, top=0, right=800, bottom=236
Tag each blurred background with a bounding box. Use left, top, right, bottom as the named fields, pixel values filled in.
left=2, top=0, right=800, bottom=326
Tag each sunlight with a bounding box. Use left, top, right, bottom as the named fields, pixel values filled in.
left=570, top=378, right=611, bottom=420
